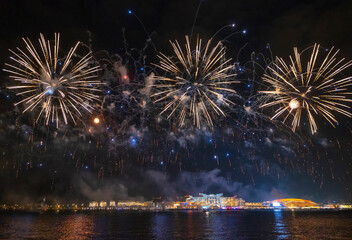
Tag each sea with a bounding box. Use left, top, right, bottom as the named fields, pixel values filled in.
left=0, top=210, right=351, bottom=239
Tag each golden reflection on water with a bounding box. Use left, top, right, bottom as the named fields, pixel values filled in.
left=58, top=214, right=94, bottom=240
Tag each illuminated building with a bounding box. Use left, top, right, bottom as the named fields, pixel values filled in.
left=186, top=193, right=223, bottom=207
left=244, top=202, right=264, bottom=208
left=109, top=201, right=116, bottom=207
left=99, top=201, right=107, bottom=207
left=222, top=196, right=245, bottom=208
left=186, top=193, right=244, bottom=208
left=89, top=201, right=98, bottom=208
left=271, top=199, right=318, bottom=208
left=339, top=204, right=352, bottom=209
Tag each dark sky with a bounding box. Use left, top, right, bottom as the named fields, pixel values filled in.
left=0, top=0, right=351, bottom=203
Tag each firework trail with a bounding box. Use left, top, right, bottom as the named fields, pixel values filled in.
left=4, top=33, right=103, bottom=127
left=260, top=44, right=352, bottom=134
left=151, top=35, right=239, bottom=128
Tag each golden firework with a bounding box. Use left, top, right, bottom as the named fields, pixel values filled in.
left=260, top=44, right=352, bottom=134
left=151, top=35, right=238, bottom=128
left=4, top=33, right=103, bottom=127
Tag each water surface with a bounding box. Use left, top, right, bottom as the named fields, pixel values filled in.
left=0, top=210, right=351, bottom=239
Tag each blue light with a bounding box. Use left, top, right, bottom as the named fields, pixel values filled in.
left=39, top=164, right=43, bottom=167
left=140, top=67, right=144, bottom=71
left=6, top=95, right=10, bottom=99
left=272, top=201, right=281, bottom=207
left=247, top=84, right=251, bottom=88
left=131, top=138, right=137, bottom=145
left=226, top=153, right=230, bottom=157
left=171, top=149, right=175, bottom=153
left=128, top=10, right=132, bottom=14
left=107, top=90, right=111, bottom=94
left=336, top=122, right=339, bottom=126
left=325, top=48, right=329, bottom=52
left=214, top=155, right=217, bottom=159
left=85, top=166, right=88, bottom=169
left=47, top=88, right=54, bottom=95
left=160, top=161, right=164, bottom=165
left=111, top=138, right=114, bottom=142
left=242, top=29, right=247, bottom=34
left=209, top=139, right=213, bottom=143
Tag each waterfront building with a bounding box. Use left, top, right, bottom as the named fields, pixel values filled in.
left=185, top=193, right=244, bottom=208
left=89, top=201, right=99, bottom=208
left=109, top=201, right=116, bottom=207
left=271, top=199, right=318, bottom=208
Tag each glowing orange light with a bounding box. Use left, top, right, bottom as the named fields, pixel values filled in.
left=123, top=75, right=128, bottom=79
left=93, top=117, right=100, bottom=124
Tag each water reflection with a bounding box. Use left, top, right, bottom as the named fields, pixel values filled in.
left=58, top=214, right=94, bottom=239
left=0, top=211, right=351, bottom=239
left=273, top=209, right=289, bottom=239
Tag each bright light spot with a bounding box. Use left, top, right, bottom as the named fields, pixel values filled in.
left=160, top=161, right=164, bottom=165
left=128, top=10, right=132, bottom=14
left=47, top=88, right=54, bottom=95
left=226, top=153, right=230, bottom=157
left=217, top=94, right=223, bottom=100
left=242, top=29, right=247, bottom=34
left=93, top=117, right=100, bottom=124
left=140, top=67, right=144, bottom=71
left=214, top=155, right=217, bottom=159
left=123, top=75, right=128, bottom=79
left=231, top=23, right=236, bottom=27
left=289, top=99, right=300, bottom=109
left=272, top=201, right=281, bottom=207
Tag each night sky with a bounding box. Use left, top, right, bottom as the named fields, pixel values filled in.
left=0, top=0, right=351, bottom=204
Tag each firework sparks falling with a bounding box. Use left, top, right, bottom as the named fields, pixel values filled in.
left=151, top=35, right=238, bottom=128
left=4, top=33, right=103, bottom=127
left=260, top=44, right=352, bottom=134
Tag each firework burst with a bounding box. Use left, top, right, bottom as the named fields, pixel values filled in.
left=260, top=44, right=352, bottom=134
left=151, top=35, right=238, bottom=128
left=4, top=33, right=103, bottom=127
